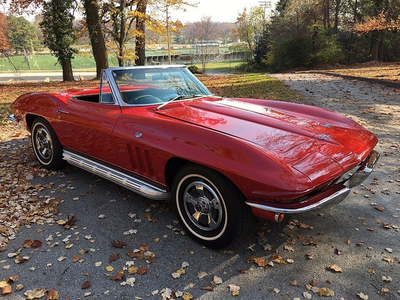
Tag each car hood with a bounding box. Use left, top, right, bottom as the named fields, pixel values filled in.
left=156, top=97, right=377, bottom=184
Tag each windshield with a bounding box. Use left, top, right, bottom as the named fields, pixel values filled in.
left=110, top=67, right=212, bottom=106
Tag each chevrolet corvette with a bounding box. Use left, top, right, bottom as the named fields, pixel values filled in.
left=9, top=66, right=379, bottom=248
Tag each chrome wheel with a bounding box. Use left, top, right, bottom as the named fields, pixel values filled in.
left=173, top=164, right=248, bottom=249
left=31, top=118, right=65, bottom=170
left=34, top=126, right=53, bottom=162
left=183, top=180, right=224, bottom=232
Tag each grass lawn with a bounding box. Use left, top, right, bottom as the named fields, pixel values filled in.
left=0, top=53, right=244, bottom=73
left=0, top=53, right=121, bottom=72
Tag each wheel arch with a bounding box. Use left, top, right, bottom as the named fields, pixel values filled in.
left=25, top=113, right=40, bottom=131
left=164, top=157, right=191, bottom=190
left=164, top=157, right=246, bottom=199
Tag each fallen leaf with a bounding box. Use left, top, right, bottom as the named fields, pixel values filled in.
left=327, top=264, right=342, bottom=273
left=335, top=249, right=343, bottom=255
left=1, top=284, right=12, bottom=295
left=111, top=240, right=126, bottom=248
left=272, top=254, right=287, bottom=264
left=302, top=240, right=319, bottom=246
left=198, top=272, right=207, bottom=279
left=66, top=215, right=76, bottom=227
left=121, top=277, right=136, bottom=287
left=109, top=253, right=120, bottom=263
left=382, top=276, right=392, bottom=282
left=228, top=284, right=240, bottom=296
left=200, top=286, right=213, bottom=291
left=182, top=292, right=193, bottom=300
left=105, top=266, right=114, bottom=272
left=284, top=245, right=294, bottom=252
left=357, top=292, right=368, bottom=299
left=22, top=240, right=33, bottom=248
left=382, top=257, right=395, bottom=263
left=8, top=275, right=19, bottom=283
left=309, top=280, right=317, bottom=286
left=82, top=281, right=91, bottom=289
left=45, top=289, right=59, bottom=300
left=213, top=276, right=223, bottom=285
left=15, top=256, right=29, bottom=264
left=112, top=270, right=125, bottom=281
left=127, top=266, right=138, bottom=274
left=139, top=243, right=151, bottom=252
left=15, top=284, right=24, bottom=291
left=137, top=266, right=147, bottom=275
left=317, top=287, right=335, bottom=297
left=254, top=257, right=268, bottom=267
left=31, top=240, right=42, bottom=248
left=176, top=269, right=185, bottom=275
left=25, top=288, right=46, bottom=299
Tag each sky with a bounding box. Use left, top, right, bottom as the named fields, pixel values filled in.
left=170, top=0, right=279, bottom=24
left=9, top=0, right=279, bottom=24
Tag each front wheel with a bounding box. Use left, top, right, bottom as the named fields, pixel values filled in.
left=172, top=164, right=248, bottom=249
left=31, top=118, right=65, bottom=170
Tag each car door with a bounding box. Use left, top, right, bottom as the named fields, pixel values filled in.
left=55, top=97, right=121, bottom=166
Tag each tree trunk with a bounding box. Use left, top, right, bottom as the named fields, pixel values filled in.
left=135, top=0, right=147, bottom=66
left=333, top=0, right=341, bottom=34
left=323, top=0, right=330, bottom=30
left=117, top=0, right=126, bottom=67
left=369, top=31, right=381, bottom=61
left=61, top=58, right=75, bottom=81
left=83, top=0, right=108, bottom=78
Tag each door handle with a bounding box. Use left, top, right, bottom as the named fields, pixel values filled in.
left=56, top=110, right=69, bottom=119
left=56, top=110, right=69, bottom=114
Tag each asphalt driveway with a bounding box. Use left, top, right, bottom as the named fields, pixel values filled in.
left=1, top=72, right=399, bottom=300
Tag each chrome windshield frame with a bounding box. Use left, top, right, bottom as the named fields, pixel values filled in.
left=101, top=65, right=212, bottom=107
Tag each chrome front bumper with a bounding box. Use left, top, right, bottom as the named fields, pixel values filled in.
left=347, top=150, right=380, bottom=188
left=9, top=114, right=18, bottom=123
left=246, top=150, right=380, bottom=214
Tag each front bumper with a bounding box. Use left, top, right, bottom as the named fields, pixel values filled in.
left=9, top=114, right=18, bottom=123
left=246, top=150, right=380, bottom=214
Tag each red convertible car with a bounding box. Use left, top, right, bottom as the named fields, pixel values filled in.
left=10, top=66, right=379, bottom=248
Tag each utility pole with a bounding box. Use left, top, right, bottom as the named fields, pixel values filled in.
left=166, top=2, right=172, bottom=64
left=258, top=0, right=272, bottom=22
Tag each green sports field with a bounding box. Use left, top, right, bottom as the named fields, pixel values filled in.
left=0, top=53, right=119, bottom=72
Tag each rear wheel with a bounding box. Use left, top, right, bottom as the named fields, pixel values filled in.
left=31, top=118, right=65, bottom=170
left=172, top=164, right=248, bottom=249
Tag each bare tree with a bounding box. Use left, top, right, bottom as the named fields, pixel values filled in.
left=193, top=16, right=219, bottom=72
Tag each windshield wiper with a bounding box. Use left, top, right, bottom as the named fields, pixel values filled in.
left=155, top=94, right=204, bottom=111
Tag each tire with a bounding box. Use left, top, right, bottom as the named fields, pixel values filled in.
left=31, top=118, right=66, bottom=170
left=172, top=164, right=248, bottom=249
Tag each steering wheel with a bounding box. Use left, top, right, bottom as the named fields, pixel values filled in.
left=129, top=94, right=163, bottom=104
